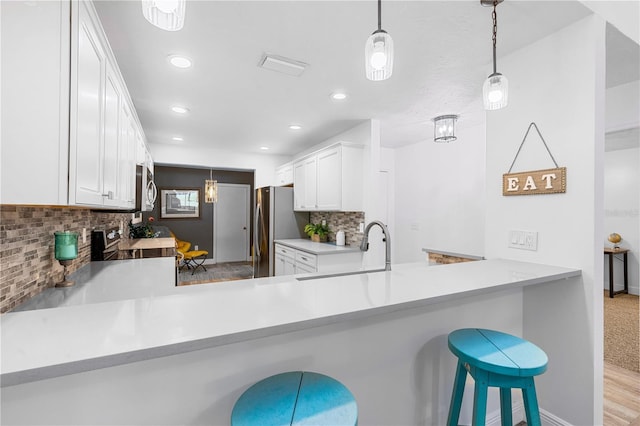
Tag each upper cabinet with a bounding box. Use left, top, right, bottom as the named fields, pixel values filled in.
left=0, top=0, right=149, bottom=209
left=292, top=143, right=363, bottom=212
left=275, top=162, right=294, bottom=186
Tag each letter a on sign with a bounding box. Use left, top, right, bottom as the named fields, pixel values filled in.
left=502, top=167, right=566, bottom=196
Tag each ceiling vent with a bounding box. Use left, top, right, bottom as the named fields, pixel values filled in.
left=258, top=54, right=307, bottom=77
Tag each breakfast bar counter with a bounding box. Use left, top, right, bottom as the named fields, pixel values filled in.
left=1, top=258, right=581, bottom=425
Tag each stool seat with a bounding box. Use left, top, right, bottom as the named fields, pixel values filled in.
left=448, top=328, right=548, bottom=377
left=447, top=328, right=548, bottom=426
left=231, top=371, right=357, bottom=426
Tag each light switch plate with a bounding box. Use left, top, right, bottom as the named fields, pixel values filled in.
left=509, top=230, right=538, bottom=251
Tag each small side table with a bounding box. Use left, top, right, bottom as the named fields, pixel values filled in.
left=604, top=247, right=629, bottom=298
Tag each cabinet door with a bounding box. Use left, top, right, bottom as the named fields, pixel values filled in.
left=284, top=256, right=297, bottom=275
left=295, top=262, right=316, bottom=275
left=102, top=64, right=120, bottom=207
left=118, top=101, right=136, bottom=209
left=293, top=160, right=306, bottom=210
left=316, top=146, right=341, bottom=210
left=275, top=253, right=286, bottom=276
left=303, top=156, right=318, bottom=210
left=71, top=1, right=107, bottom=206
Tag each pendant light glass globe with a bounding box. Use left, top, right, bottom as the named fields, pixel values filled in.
left=365, top=31, right=394, bottom=81
left=142, top=0, right=185, bottom=31
left=483, top=73, right=509, bottom=110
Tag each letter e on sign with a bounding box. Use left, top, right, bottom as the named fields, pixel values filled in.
left=502, top=167, right=566, bottom=196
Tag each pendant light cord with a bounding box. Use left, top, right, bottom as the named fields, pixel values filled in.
left=378, top=0, right=382, bottom=30
left=492, top=0, right=498, bottom=74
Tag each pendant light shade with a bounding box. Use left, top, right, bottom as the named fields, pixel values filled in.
left=482, top=0, right=508, bottom=110
left=483, top=73, right=508, bottom=110
left=205, top=170, right=218, bottom=203
left=433, top=115, right=458, bottom=143
left=142, top=0, right=185, bottom=31
left=365, top=0, right=393, bottom=81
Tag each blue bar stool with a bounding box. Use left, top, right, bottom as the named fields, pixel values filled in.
left=231, top=371, right=358, bottom=426
left=447, top=328, right=548, bottom=426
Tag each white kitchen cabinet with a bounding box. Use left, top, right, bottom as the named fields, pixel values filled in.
left=275, top=163, right=294, bottom=186
left=293, top=156, right=317, bottom=211
left=0, top=1, right=70, bottom=205
left=118, top=101, right=137, bottom=209
left=293, top=143, right=363, bottom=212
left=274, top=242, right=363, bottom=276
left=1, top=0, right=148, bottom=209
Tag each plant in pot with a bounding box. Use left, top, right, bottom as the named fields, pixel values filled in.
left=304, top=223, right=329, bottom=242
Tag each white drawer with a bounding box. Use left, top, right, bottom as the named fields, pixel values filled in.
left=295, top=251, right=317, bottom=268
left=275, top=244, right=295, bottom=258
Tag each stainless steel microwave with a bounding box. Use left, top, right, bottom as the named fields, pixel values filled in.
left=135, top=164, right=157, bottom=212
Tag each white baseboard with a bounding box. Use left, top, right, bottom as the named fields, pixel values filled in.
left=540, top=408, right=573, bottom=426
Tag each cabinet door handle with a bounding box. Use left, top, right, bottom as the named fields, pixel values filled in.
left=301, top=256, right=307, bottom=261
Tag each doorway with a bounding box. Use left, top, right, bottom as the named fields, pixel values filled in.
left=214, top=183, right=251, bottom=263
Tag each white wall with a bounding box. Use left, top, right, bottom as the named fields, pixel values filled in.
left=393, top=118, right=486, bottom=264
left=604, top=147, right=639, bottom=294
left=606, top=80, right=640, bottom=132
left=484, top=15, right=606, bottom=425
left=149, top=142, right=291, bottom=189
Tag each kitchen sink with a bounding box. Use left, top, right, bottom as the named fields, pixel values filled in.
left=296, top=268, right=387, bottom=281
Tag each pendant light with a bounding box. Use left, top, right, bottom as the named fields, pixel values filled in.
left=432, top=115, right=458, bottom=143
left=482, top=0, right=508, bottom=110
left=365, top=0, right=394, bottom=81
left=205, top=169, right=218, bottom=203
left=142, top=0, right=185, bottom=32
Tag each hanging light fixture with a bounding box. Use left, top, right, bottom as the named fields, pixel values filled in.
left=142, top=0, right=186, bottom=32
left=205, top=169, right=218, bottom=203
left=482, top=0, right=508, bottom=110
left=432, top=115, right=458, bottom=143
left=365, top=0, right=394, bottom=81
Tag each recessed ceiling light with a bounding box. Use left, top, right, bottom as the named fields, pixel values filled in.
left=171, top=105, right=189, bottom=114
left=172, top=136, right=184, bottom=142
left=260, top=146, right=269, bottom=151
left=289, top=124, right=302, bottom=130
left=331, top=92, right=347, bottom=100
left=168, top=55, right=192, bottom=69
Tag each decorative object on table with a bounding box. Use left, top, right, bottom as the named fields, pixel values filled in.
left=432, top=115, right=458, bottom=143
left=54, top=231, right=78, bottom=287
left=365, top=0, right=393, bottom=81
left=204, top=169, right=218, bottom=203
left=502, top=122, right=566, bottom=196
left=304, top=222, right=330, bottom=242
left=128, top=220, right=157, bottom=239
left=481, top=0, right=508, bottom=110
left=141, top=0, right=185, bottom=32
left=160, top=188, right=201, bottom=219
left=336, top=230, right=346, bottom=246
left=608, top=233, right=622, bottom=249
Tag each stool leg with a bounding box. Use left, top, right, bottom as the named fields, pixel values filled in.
left=499, top=388, right=512, bottom=426
left=472, top=369, right=489, bottom=426
left=522, top=379, right=542, bottom=426
left=447, top=361, right=467, bottom=426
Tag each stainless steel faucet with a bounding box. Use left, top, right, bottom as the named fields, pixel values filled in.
left=359, top=220, right=391, bottom=271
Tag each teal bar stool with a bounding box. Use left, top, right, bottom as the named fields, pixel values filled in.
left=447, top=329, right=548, bottom=426
left=231, top=371, right=358, bottom=426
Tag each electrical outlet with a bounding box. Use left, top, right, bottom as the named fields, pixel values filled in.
left=358, top=222, right=364, bottom=233
left=508, top=230, right=538, bottom=251
left=82, top=228, right=87, bottom=244
left=410, top=222, right=420, bottom=231
left=194, top=245, right=199, bottom=251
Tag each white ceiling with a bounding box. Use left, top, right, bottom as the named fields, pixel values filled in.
left=93, top=1, right=638, bottom=156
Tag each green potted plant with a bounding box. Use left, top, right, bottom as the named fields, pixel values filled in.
left=304, top=222, right=329, bottom=242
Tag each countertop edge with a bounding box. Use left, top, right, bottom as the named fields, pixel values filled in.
left=275, top=239, right=362, bottom=254
left=1, top=265, right=581, bottom=387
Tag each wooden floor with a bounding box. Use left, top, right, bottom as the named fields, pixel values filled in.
left=604, top=362, right=640, bottom=426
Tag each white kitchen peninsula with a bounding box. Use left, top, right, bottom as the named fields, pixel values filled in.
left=1, top=259, right=580, bottom=425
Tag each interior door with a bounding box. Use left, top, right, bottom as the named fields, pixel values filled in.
left=214, top=183, right=250, bottom=263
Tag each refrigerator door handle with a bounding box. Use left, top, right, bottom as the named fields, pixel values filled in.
left=255, top=203, right=262, bottom=258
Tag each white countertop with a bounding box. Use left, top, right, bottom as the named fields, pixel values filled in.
left=275, top=238, right=362, bottom=254
left=0, top=259, right=580, bottom=386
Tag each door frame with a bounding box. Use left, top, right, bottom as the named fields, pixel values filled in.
left=213, top=183, right=251, bottom=263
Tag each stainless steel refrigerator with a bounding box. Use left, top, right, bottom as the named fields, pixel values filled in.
left=254, top=186, right=308, bottom=278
